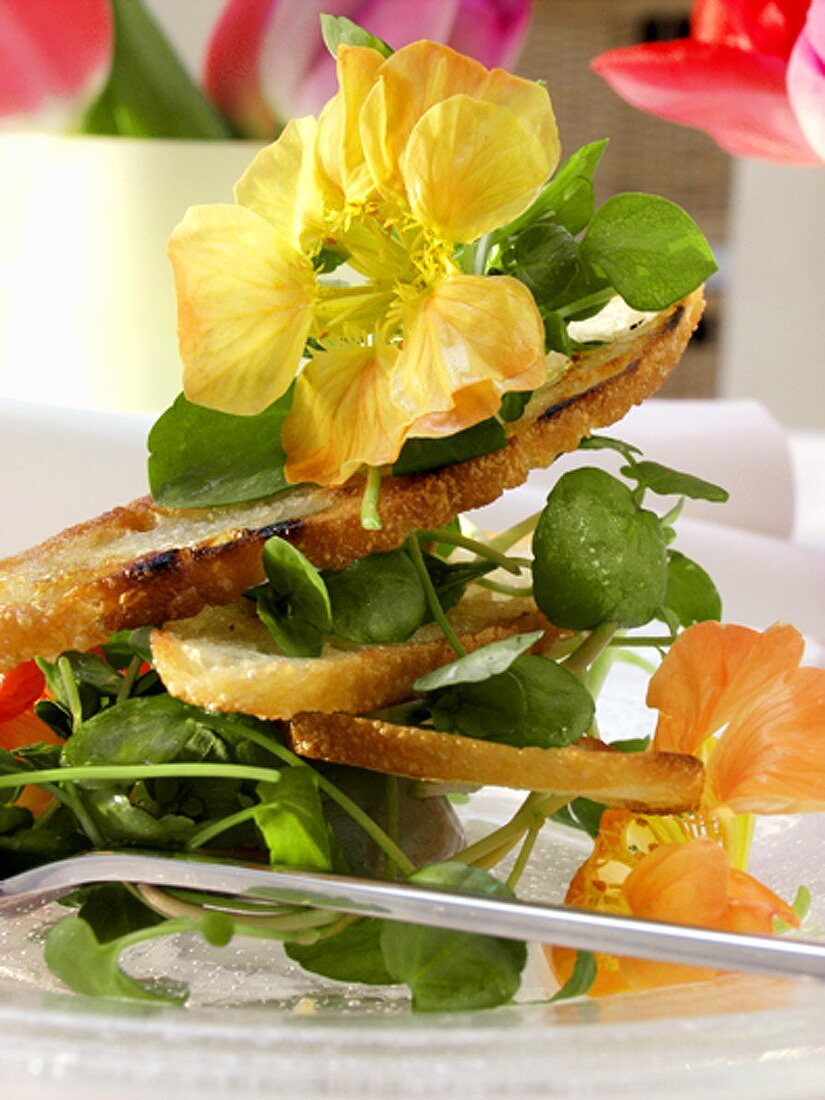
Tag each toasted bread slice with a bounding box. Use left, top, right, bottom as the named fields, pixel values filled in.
left=0, top=290, right=703, bottom=670
left=151, top=591, right=561, bottom=721
left=288, top=712, right=704, bottom=814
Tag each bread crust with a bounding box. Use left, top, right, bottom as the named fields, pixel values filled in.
left=288, top=712, right=704, bottom=814
left=150, top=593, right=561, bottom=721
left=0, top=290, right=703, bottom=670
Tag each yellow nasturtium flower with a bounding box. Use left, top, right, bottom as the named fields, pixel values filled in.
left=167, top=40, right=560, bottom=487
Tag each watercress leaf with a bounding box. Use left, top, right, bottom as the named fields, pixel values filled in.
left=61, top=651, right=124, bottom=695
left=662, top=549, right=722, bottom=627
left=254, top=769, right=333, bottom=871
left=426, top=516, right=462, bottom=560
left=0, top=805, right=32, bottom=835
left=0, top=805, right=86, bottom=873
left=286, top=918, right=397, bottom=985
left=532, top=468, right=668, bottom=629
left=431, top=655, right=594, bottom=749
left=44, top=916, right=186, bottom=1004
left=84, top=788, right=195, bottom=847
left=414, top=631, right=544, bottom=692
left=61, top=695, right=230, bottom=769
left=552, top=176, right=596, bottom=235
left=325, top=550, right=426, bottom=644
left=500, top=390, right=533, bottom=423
left=581, top=193, right=717, bottom=311
left=380, top=862, right=527, bottom=1012
left=501, top=223, right=579, bottom=305
left=320, top=13, right=393, bottom=58
left=252, top=587, right=324, bottom=657
left=422, top=553, right=496, bottom=615
left=579, top=434, right=642, bottom=463
left=148, top=389, right=294, bottom=508
left=430, top=669, right=526, bottom=742
left=263, top=537, right=332, bottom=629
left=542, top=309, right=573, bottom=355
left=33, top=700, right=72, bottom=739
left=77, top=884, right=165, bottom=943
left=252, top=537, right=333, bottom=657
left=620, top=460, right=729, bottom=503
left=393, top=419, right=506, bottom=476
left=550, top=950, right=597, bottom=1002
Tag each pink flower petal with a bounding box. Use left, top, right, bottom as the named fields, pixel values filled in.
left=205, top=0, right=531, bottom=136
left=788, top=0, right=825, bottom=159
left=0, top=0, right=112, bottom=124
left=720, top=0, right=811, bottom=59
left=592, top=38, right=821, bottom=164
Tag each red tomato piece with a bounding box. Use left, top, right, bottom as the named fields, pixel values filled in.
left=0, top=660, right=46, bottom=722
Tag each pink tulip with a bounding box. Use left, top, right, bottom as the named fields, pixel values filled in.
left=0, top=0, right=113, bottom=128
left=591, top=0, right=823, bottom=165
left=204, top=0, right=532, bottom=138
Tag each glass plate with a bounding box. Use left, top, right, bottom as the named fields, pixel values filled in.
left=0, top=657, right=823, bottom=1100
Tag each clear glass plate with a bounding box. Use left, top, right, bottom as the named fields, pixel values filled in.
left=1, top=658, right=823, bottom=1100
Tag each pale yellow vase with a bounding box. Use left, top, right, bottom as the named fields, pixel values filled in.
left=0, top=134, right=263, bottom=413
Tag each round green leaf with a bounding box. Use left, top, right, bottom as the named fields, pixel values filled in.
left=532, top=468, right=668, bottom=629
left=414, top=631, right=544, bottom=692
left=325, top=550, right=426, bottom=644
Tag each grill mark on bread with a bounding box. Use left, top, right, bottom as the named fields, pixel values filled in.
left=539, top=357, right=641, bottom=421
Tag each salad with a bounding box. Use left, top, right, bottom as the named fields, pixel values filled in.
left=0, top=16, right=822, bottom=1014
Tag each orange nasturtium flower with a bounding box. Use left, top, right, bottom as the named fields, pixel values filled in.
left=167, top=41, right=559, bottom=487
left=547, top=621, right=825, bottom=997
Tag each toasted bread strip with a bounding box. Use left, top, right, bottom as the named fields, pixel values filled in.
left=151, top=592, right=561, bottom=721
left=288, top=712, right=704, bottom=814
left=0, top=291, right=703, bottom=670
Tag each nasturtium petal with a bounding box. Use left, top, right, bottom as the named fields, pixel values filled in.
left=316, top=43, right=384, bottom=204
left=283, top=344, right=412, bottom=486
left=398, top=274, right=546, bottom=438
left=360, top=40, right=556, bottom=207
left=401, top=95, right=550, bottom=242
left=234, top=115, right=329, bottom=250
left=168, top=204, right=315, bottom=416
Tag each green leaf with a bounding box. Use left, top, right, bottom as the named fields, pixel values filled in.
left=61, top=695, right=230, bottom=770
left=0, top=805, right=32, bottom=836
left=320, top=14, right=393, bottom=58
left=76, top=884, right=165, bottom=943
left=430, top=655, right=594, bottom=749
left=84, top=788, right=195, bottom=847
left=414, top=632, right=543, bottom=691
left=549, top=950, right=597, bottom=1002
left=286, top=918, right=397, bottom=985
left=0, top=805, right=86, bottom=874
left=380, top=862, right=527, bottom=1012
left=579, top=434, right=643, bottom=463
left=621, top=460, right=729, bottom=503
left=325, top=550, right=426, bottom=644
left=254, top=769, right=333, bottom=871
left=581, top=193, right=717, bottom=311
left=532, top=468, right=668, bottom=630
left=81, top=0, right=231, bottom=139
left=251, top=537, right=333, bottom=657
left=422, top=553, right=496, bottom=615
left=662, top=550, right=722, bottom=627
left=550, top=798, right=605, bottom=839
left=500, top=223, right=579, bottom=305
left=393, top=419, right=507, bottom=476
left=542, top=310, right=573, bottom=355
left=148, top=390, right=294, bottom=508
left=44, top=916, right=187, bottom=1004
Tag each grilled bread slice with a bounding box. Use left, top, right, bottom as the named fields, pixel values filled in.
left=288, top=712, right=704, bottom=814
left=0, top=290, right=703, bottom=671
left=150, top=591, right=561, bottom=721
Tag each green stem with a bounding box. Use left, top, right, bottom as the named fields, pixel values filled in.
left=42, top=781, right=106, bottom=848
left=116, top=655, right=142, bottom=704
left=0, top=763, right=285, bottom=791
left=360, top=466, right=383, bottom=531
left=414, top=529, right=523, bottom=576
left=474, top=578, right=534, bottom=598
left=58, top=656, right=83, bottom=729
left=385, top=775, right=400, bottom=882
left=455, top=791, right=568, bottom=868
left=506, top=819, right=543, bottom=891
left=609, top=635, right=677, bottom=648
left=556, top=287, right=615, bottom=320
left=488, top=511, right=542, bottom=553
left=185, top=805, right=260, bottom=851
left=563, top=622, right=618, bottom=677
left=406, top=535, right=466, bottom=658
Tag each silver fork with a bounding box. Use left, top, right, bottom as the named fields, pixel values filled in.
left=1, top=851, right=824, bottom=981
